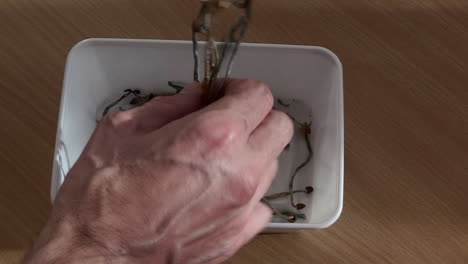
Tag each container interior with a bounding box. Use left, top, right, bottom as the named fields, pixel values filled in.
left=53, top=39, right=343, bottom=229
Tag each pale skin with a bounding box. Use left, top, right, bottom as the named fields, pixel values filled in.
left=24, top=79, right=294, bottom=264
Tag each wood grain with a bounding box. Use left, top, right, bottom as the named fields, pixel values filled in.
left=1, top=0, right=467, bottom=263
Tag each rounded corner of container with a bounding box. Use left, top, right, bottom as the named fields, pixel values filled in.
left=66, top=38, right=100, bottom=61
left=317, top=199, right=344, bottom=229
left=315, top=46, right=343, bottom=71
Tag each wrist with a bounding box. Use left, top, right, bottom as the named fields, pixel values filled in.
left=24, top=215, right=111, bottom=263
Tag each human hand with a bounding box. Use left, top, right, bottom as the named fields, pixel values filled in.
left=25, top=79, right=294, bottom=264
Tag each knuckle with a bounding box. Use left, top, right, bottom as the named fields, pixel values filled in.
left=255, top=80, right=274, bottom=106
left=240, top=79, right=274, bottom=108
left=224, top=172, right=258, bottom=206
left=271, top=110, right=295, bottom=141
left=102, top=111, right=134, bottom=131
left=191, top=112, right=246, bottom=148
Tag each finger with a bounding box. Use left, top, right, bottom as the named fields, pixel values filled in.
left=127, top=83, right=204, bottom=132
left=200, top=79, right=274, bottom=134
left=236, top=202, right=271, bottom=246
left=248, top=159, right=279, bottom=208
left=248, top=110, right=294, bottom=160
left=204, top=203, right=271, bottom=264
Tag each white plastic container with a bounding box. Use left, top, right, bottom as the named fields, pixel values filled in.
left=52, top=38, right=343, bottom=231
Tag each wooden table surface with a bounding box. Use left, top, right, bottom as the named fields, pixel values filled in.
left=1, top=0, right=467, bottom=263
